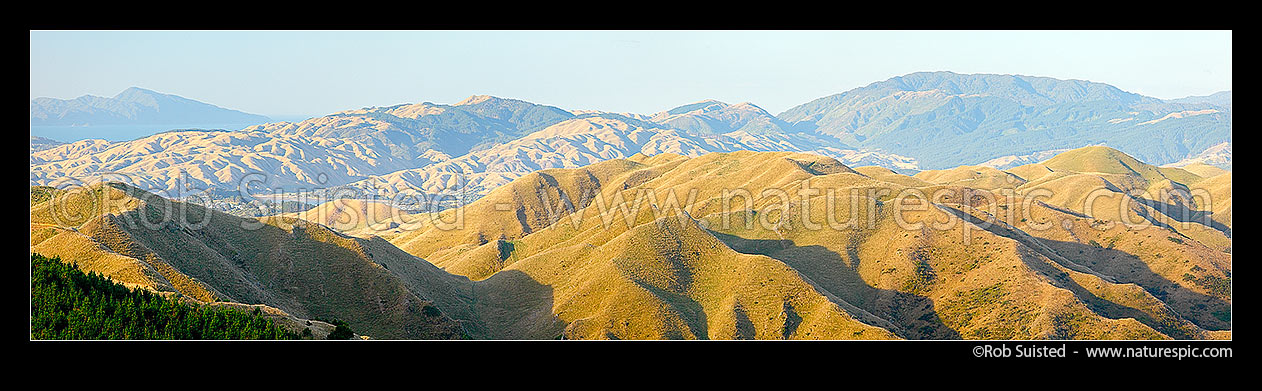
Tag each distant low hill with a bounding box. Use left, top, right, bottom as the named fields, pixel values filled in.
left=31, top=87, right=270, bottom=126
left=29, top=135, right=63, bottom=153
left=649, top=99, right=794, bottom=135
left=244, top=95, right=575, bottom=163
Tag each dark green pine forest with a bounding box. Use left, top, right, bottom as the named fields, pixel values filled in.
left=30, top=253, right=301, bottom=340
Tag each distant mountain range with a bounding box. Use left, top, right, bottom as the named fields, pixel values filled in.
left=30, top=73, right=1231, bottom=202
left=778, top=71, right=1231, bottom=169
left=648, top=99, right=795, bottom=135
left=243, top=95, right=575, bottom=164
left=30, top=87, right=270, bottom=126
left=1171, top=91, right=1232, bottom=110
left=30, top=130, right=415, bottom=194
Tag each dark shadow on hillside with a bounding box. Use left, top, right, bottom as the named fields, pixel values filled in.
left=469, top=269, right=563, bottom=340
left=625, top=276, right=710, bottom=339
left=707, top=230, right=962, bottom=340
left=1037, top=238, right=1231, bottom=332
left=936, top=204, right=1230, bottom=334
left=731, top=303, right=757, bottom=339
left=357, top=238, right=562, bottom=340
left=1131, top=197, right=1231, bottom=237
left=1012, top=250, right=1201, bottom=339
left=236, top=223, right=469, bottom=339
left=103, top=199, right=472, bottom=339
left=1034, top=201, right=1090, bottom=219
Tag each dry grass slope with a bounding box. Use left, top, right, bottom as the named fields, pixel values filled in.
left=30, top=182, right=466, bottom=339
left=380, top=148, right=1228, bottom=339
left=33, top=146, right=1229, bottom=340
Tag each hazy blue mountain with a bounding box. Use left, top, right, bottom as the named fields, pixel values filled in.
left=29, top=135, right=63, bottom=153
left=778, top=71, right=1232, bottom=169
left=30, top=74, right=1232, bottom=201
left=452, top=94, right=577, bottom=134
left=246, top=95, right=575, bottom=163
left=1171, top=91, right=1232, bottom=110
left=649, top=99, right=794, bottom=135
left=1166, top=141, right=1232, bottom=170
left=30, top=87, right=271, bottom=126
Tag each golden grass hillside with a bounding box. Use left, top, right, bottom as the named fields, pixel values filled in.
left=997, top=146, right=1231, bottom=252
left=452, top=195, right=900, bottom=339
left=1037, top=146, right=1202, bottom=186
left=946, top=197, right=1231, bottom=335
left=1177, top=163, right=1229, bottom=178
left=33, top=147, right=1229, bottom=340
left=853, top=166, right=932, bottom=188
left=1195, top=173, right=1232, bottom=230
left=914, top=165, right=1026, bottom=190
left=283, top=198, right=426, bottom=237
left=387, top=156, right=689, bottom=279
left=377, top=148, right=1228, bottom=339
left=30, top=182, right=467, bottom=339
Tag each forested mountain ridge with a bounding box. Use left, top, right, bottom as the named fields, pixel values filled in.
left=777, top=71, right=1231, bottom=169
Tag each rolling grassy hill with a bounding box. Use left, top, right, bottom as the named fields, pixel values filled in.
left=283, top=198, right=427, bottom=237
left=998, top=146, right=1231, bottom=252
left=31, top=147, right=1229, bottom=340
left=30, top=182, right=467, bottom=339
left=376, top=147, right=1229, bottom=339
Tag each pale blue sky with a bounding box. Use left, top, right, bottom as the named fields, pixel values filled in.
left=30, top=30, right=1232, bottom=118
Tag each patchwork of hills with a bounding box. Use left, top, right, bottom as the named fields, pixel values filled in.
left=29, top=72, right=1231, bottom=340
left=30, top=145, right=1231, bottom=339
left=31, top=72, right=1230, bottom=209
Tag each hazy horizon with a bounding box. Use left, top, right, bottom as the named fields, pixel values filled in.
left=31, top=30, right=1232, bottom=118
